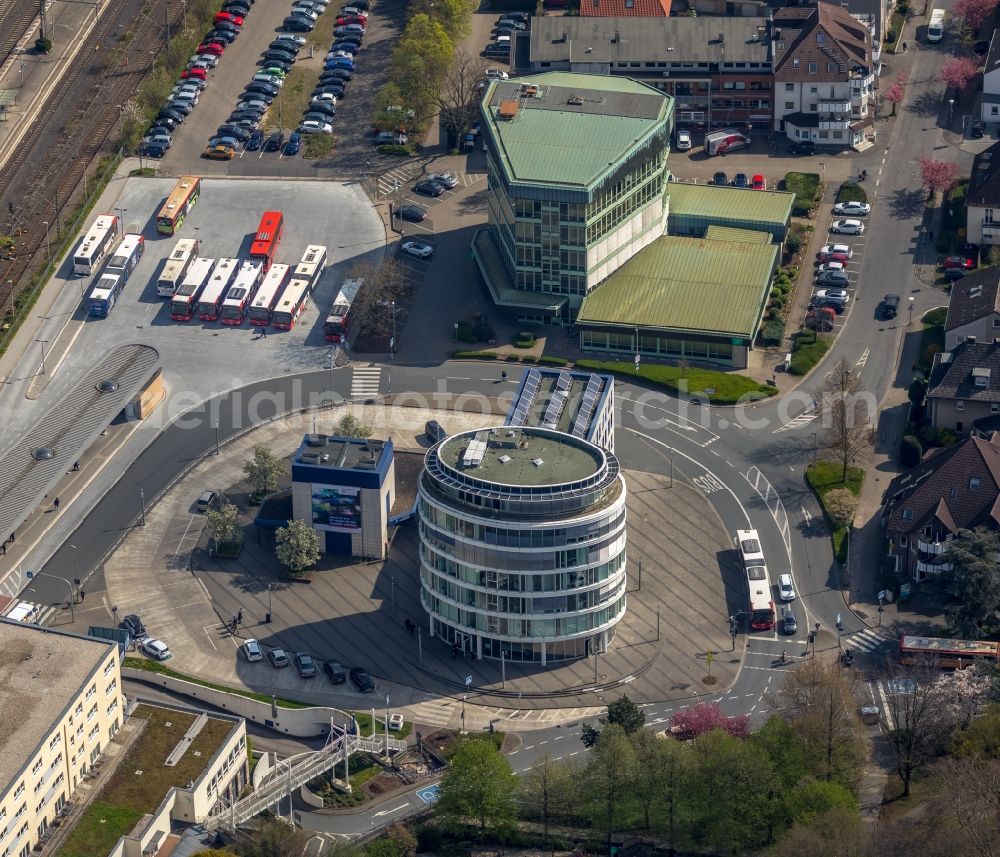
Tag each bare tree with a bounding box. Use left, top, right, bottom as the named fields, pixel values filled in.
left=435, top=47, right=489, bottom=147
left=927, top=756, right=1000, bottom=857
left=774, top=658, right=865, bottom=787
left=347, top=257, right=412, bottom=341
left=820, top=359, right=871, bottom=482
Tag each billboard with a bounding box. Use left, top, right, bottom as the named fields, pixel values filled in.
left=311, top=484, right=362, bottom=532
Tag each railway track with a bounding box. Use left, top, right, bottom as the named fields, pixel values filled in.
left=0, top=0, right=41, bottom=68
left=0, top=0, right=185, bottom=315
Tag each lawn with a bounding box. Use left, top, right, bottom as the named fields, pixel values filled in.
left=806, top=461, right=865, bottom=562
left=575, top=359, right=776, bottom=404
left=917, top=307, right=947, bottom=372
left=58, top=801, right=144, bottom=857
left=783, top=172, right=822, bottom=216
left=836, top=181, right=868, bottom=204
left=264, top=67, right=311, bottom=134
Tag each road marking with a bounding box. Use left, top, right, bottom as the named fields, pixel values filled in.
left=802, top=507, right=812, bottom=525
left=416, top=784, right=441, bottom=804
left=351, top=366, right=381, bottom=399
left=773, top=412, right=818, bottom=433
left=374, top=802, right=410, bottom=818
left=856, top=347, right=870, bottom=368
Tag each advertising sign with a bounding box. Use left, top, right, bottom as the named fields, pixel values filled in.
left=311, top=484, right=362, bottom=532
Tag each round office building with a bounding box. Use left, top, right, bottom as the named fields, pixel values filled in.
left=418, top=426, right=628, bottom=664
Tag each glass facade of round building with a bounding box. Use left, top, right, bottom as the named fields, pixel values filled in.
left=418, top=426, right=628, bottom=664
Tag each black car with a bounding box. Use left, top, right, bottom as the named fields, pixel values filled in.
left=811, top=297, right=845, bottom=314
left=228, top=112, right=262, bottom=126
left=334, top=34, right=362, bottom=46
left=166, top=100, right=193, bottom=115
left=204, top=28, right=237, bottom=44
left=217, top=124, right=252, bottom=141
left=270, top=39, right=300, bottom=53
left=139, top=141, right=169, bottom=158
left=146, top=124, right=175, bottom=139
left=264, top=130, right=285, bottom=151
left=295, top=652, right=318, bottom=678
left=320, top=68, right=352, bottom=81
left=732, top=173, right=749, bottom=188
left=307, top=105, right=336, bottom=120
left=971, top=120, right=985, bottom=139
left=395, top=203, right=428, bottom=222
left=322, top=660, right=347, bottom=683
left=414, top=179, right=445, bottom=197
left=349, top=667, right=375, bottom=693
left=121, top=613, right=147, bottom=638
left=259, top=58, right=292, bottom=72
left=214, top=20, right=240, bottom=34
left=314, top=84, right=346, bottom=98
left=245, top=129, right=264, bottom=150
left=285, top=131, right=301, bottom=155
left=282, top=15, right=315, bottom=30
left=245, top=82, right=278, bottom=96
left=944, top=267, right=967, bottom=281
left=263, top=49, right=297, bottom=63
left=712, top=171, right=728, bottom=186
left=791, top=139, right=816, bottom=155
left=224, top=1, right=250, bottom=12
left=331, top=40, right=361, bottom=54
left=156, top=109, right=184, bottom=125
left=882, top=293, right=900, bottom=319
left=152, top=115, right=179, bottom=131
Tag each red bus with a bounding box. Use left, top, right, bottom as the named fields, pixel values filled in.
left=170, top=257, right=215, bottom=321
left=737, top=528, right=775, bottom=631
left=249, top=263, right=290, bottom=326
left=220, top=261, right=264, bottom=325
left=197, top=257, right=239, bottom=321
left=323, top=277, right=364, bottom=342
left=248, top=211, right=284, bottom=272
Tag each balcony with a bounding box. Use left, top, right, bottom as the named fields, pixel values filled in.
left=916, top=559, right=953, bottom=575
left=916, top=537, right=951, bottom=554
left=818, top=99, right=852, bottom=113
left=819, top=117, right=851, bottom=130
left=983, top=220, right=1000, bottom=244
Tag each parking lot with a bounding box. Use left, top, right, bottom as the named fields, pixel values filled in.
left=56, top=178, right=384, bottom=390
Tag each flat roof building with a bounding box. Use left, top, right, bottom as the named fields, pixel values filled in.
left=418, top=427, right=628, bottom=664
left=0, top=620, right=123, bottom=856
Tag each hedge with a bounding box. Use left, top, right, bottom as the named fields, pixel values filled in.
left=453, top=351, right=499, bottom=360
left=575, top=359, right=775, bottom=404
left=788, top=333, right=832, bottom=376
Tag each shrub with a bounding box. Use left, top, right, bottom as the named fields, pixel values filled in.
left=473, top=318, right=495, bottom=341
left=415, top=825, right=443, bottom=853
left=784, top=172, right=822, bottom=215
left=789, top=335, right=832, bottom=375
left=376, top=144, right=415, bottom=156
left=797, top=328, right=817, bottom=346
left=505, top=354, right=520, bottom=362
left=521, top=355, right=538, bottom=363
left=513, top=331, right=536, bottom=348
left=900, top=434, right=923, bottom=467
left=456, top=321, right=476, bottom=343
left=539, top=355, right=570, bottom=366
left=761, top=320, right=786, bottom=347
left=824, top=487, right=858, bottom=529
left=940, top=428, right=957, bottom=446
left=452, top=350, right=499, bottom=360
left=836, top=182, right=869, bottom=204
left=924, top=306, right=948, bottom=326
left=786, top=231, right=802, bottom=254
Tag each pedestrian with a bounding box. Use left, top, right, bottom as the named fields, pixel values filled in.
left=237, top=608, right=243, bottom=624
left=79, top=590, right=85, bottom=602
left=73, top=461, right=80, bottom=471
left=902, top=41, right=907, bottom=52
left=1, top=544, right=6, bottom=556
left=9, top=533, right=14, bottom=544
left=53, top=497, right=60, bottom=509
left=500, top=370, right=507, bottom=382
left=261, top=327, right=267, bottom=339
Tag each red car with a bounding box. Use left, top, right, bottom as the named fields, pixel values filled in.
left=822, top=251, right=850, bottom=265
left=336, top=15, right=367, bottom=25
left=751, top=174, right=766, bottom=190
left=197, top=42, right=225, bottom=56
left=181, top=66, right=207, bottom=79
left=215, top=11, right=243, bottom=23
left=942, top=256, right=975, bottom=270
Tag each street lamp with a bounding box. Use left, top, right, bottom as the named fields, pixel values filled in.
left=42, top=221, right=50, bottom=259
left=908, top=295, right=915, bottom=326
left=25, top=571, right=75, bottom=622
left=266, top=583, right=273, bottom=623
left=948, top=98, right=955, bottom=124
left=34, top=338, right=48, bottom=375
left=114, top=208, right=127, bottom=236
left=139, top=487, right=146, bottom=527
left=69, top=543, right=79, bottom=592
left=390, top=300, right=396, bottom=360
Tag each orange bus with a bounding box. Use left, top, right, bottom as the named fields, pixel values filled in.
left=249, top=210, right=284, bottom=272
left=157, top=176, right=202, bottom=235
left=899, top=635, right=1000, bottom=669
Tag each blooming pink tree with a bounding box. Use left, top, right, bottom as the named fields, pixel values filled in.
left=939, top=56, right=979, bottom=90
left=885, top=71, right=910, bottom=116
left=668, top=702, right=750, bottom=740
left=918, top=157, right=961, bottom=193
left=954, top=0, right=999, bottom=30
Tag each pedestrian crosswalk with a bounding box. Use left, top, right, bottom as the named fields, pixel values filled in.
left=772, top=412, right=818, bottom=433
left=350, top=366, right=381, bottom=400
left=842, top=627, right=891, bottom=653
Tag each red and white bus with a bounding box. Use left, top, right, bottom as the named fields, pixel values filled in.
left=292, top=244, right=327, bottom=291
left=171, top=257, right=215, bottom=321
left=248, top=263, right=290, bottom=326
left=323, top=277, right=364, bottom=342
left=220, top=260, right=263, bottom=325
left=271, top=276, right=312, bottom=330
left=197, top=257, right=239, bottom=321
left=157, top=238, right=200, bottom=297
left=248, top=211, right=284, bottom=273
left=899, top=635, right=1000, bottom=669
left=73, top=214, right=120, bottom=275
left=737, top=528, right=775, bottom=631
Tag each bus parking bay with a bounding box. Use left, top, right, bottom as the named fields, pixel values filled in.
left=57, top=177, right=384, bottom=395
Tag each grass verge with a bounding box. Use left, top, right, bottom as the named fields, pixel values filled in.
left=783, top=172, right=822, bottom=216
left=788, top=330, right=833, bottom=376
left=304, top=133, right=334, bottom=159
left=836, top=182, right=868, bottom=204
left=575, top=359, right=776, bottom=404
left=265, top=68, right=310, bottom=134
left=806, top=461, right=864, bottom=562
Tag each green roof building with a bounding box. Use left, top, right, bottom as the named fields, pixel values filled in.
left=473, top=72, right=674, bottom=323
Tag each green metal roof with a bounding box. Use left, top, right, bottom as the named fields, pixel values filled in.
left=704, top=225, right=772, bottom=243
left=577, top=235, right=778, bottom=338
left=482, top=72, right=671, bottom=190
left=669, top=183, right=795, bottom=227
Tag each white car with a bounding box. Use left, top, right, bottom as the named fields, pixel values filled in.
left=429, top=172, right=458, bottom=189
left=300, top=120, right=333, bottom=134
left=192, top=53, right=219, bottom=68
left=141, top=638, right=172, bottom=661
left=292, top=6, right=319, bottom=18
left=242, top=639, right=263, bottom=661
left=275, top=33, right=307, bottom=45
left=675, top=129, right=692, bottom=150
left=818, top=243, right=853, bottom=260
left=327, top=49, right=355, bottom=60
left=814, top=288, right=850, bottom=303
left=832, top=200, right=871, bottom=216
left=401, top=240, right=433, bottom=258
left=778, top=573, right=796, bottom=602
left=831, top=219, right=865, bottom=235
left=485, top=68, right=509, bottom=79
left=815, top=261, right=845, bottom=276
left=312, top=94, right=338, bottom=107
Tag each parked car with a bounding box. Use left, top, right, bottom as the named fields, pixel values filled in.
left=321, top=68, right=353, bottom=81
left=429, top=172, right=458, bottom=189
left=282, top=16, right=314, bottom=30
left=971, top=120, right=985, bottom=139
left=142, top=638, right=172, bottom=660
left=285, top=131, right=302, bottom=155
left=142, top=132, right=172, bottom=148
left=300, top=119, right=333, bottom=133
left=315, top=84, right=346, bottom=99
left=266, top=647, right=291, bottom=668
left=814, top=288, right=849, bottom=303
left=815, top=261, right=845, bottom=277
left=295, top=652, right=318, bottom=678
left=401, top=240, right=434, bottom=258
left=791, top=140, right=816, bottom=155
left=942, top=255, right=976, bottom=270
left=778, top=573, right=796, bottom=601
left=264, top=130, right=285, bottom=151
left=263, top=50, right=297, bottom=64
left=350, top=667, right=375, bottom=692
left=181, top=66, right=207, bottom=80
left=832, top=200, right=871, bottom=216
left=196, top=490, right=217, bottom=511
left=811, top=297, right=846, bottom=314
left=218, top=124, right=252, bottom=141
left=203, top=143, right=236, bottom=160
left=817, top=243, right=853, bottom=262
left=139, top=141, right=169, bottom=158
left=275, top=33, right=307, bottom=45
left=322, top=660, right=347, bottom=683
left=752, top=174, right=766, bottom=190
left=414, top=179, right=445, bottom=197
left=242, top=639, right=263, bottom=661
left=376, top=130, right=407, bottom=145
left=203, top=29, right=236, bottom=44
left=830, top=219, right=864, bottom=235
left=121, top=613, right=147, bottom=638
left=945, top=267, right=967, bottom=281
left=485, top=68, right=509, bottom=80
left=675, top=128, right=692, bottom=150
left=245, top=129, right=265, bottom=150
left=882, top=293, right=900, bottom=319
left=395, top=203, right=427, bottom=222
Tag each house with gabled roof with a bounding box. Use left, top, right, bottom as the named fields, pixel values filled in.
left=944, top=268, right=1000, bottom=351
left=965, top=142, right=1000, bottom=247
left=881, top=432, right=1000, bottom=579
left=927, top=342, right=1000, bottom=433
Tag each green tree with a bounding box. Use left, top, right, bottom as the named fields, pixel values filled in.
left=603, top=694, right=646, bottom=735
left=333, top=413, right=374, bottom=439
left=750, top=717, right=809, bottom=791
left=410, top=0, right=476, bottom=39
left=437, top=738, right=519, bottom=834
left=823, top=488, right=857, bottom=530
left=785, top=778, right=858, bottom=824
left=585, top=724, right=636, bottom=850
left=944, top=527, right=1000, bottom=636
left=236, top=817, right=310, bottom=857
left=364, top=840, right=400, bottom=857
left=372, top=82, right=411, bottom=132
left=908, top=376, right=928, bottom=405
left=385, top=824, right=416, bottom=857
left=766, top=807, right=867, bottom=857
left=275, top=519, right=321, bottom=576
left=630, top=728, right=689, bottom=836
left=390, top=15, right=454, bottom=122
left=953, top=702, right=1000, bottom=758
left=520, top=752, right=576, bottom=844
left=205, top=502, right=241, bottom=547
left=243, top=446, right=287, bottom=497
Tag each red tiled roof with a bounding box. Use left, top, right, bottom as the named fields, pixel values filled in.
left=579, top=0, right=669, bottom=16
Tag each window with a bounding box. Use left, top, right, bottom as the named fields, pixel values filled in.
left=993, top=319, right=1000, bottom=327
left=785, top=101, right=795, bottom=109
left=48, top=734, right=60, bottom=751
left=950, top=487, right=959, bottom=498
left=808, top=62, right=817, bottom=73
left=902, top=509, right=914, bottom=520
left=105, top=679, right=117, bottom=696
left=828, top=62, right=837, bottom=72
left=31, top=760, right=42, bottom=776
left=785, top=82, right=794, bottom=91
left=103, top=660, right=115, bottom=678
left=901, top=536, right=908, bottom=547
left=85, top=684, right=96, bottom=702
left=86, top=703, right=97, bottom=722
left=986, top=209, right=995, bottom=223
left=793, top=58, right=800, bottom=68
left=809, top=86, right=818, bottom=94
left=992, top=404, right=999, bottom=414
left=13, top=785, right=23, bottom=800
left=970, top=477, right=982, bottom=489
left=957, top=400, right=965, bottom=411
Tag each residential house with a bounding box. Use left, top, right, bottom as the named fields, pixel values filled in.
left=981, top=29, right=1000, bottom=126
left=944, top=268, right=1000, bottom=350
left=927, top=341, right=1000, bottom=432
left=578, top=0, right=670, bottom=15
left=881, top=432, right=1000, bottom=579
left=965, top=142, right=1000, bottom=247
left=772, top=4, right=877, bottom=149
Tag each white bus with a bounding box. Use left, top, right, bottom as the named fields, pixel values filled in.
left=927, top=9, right=945, bottom=42
left=157, top=238, right=200, bottom=297
left=171, top=257, right=215, bottom=321
left=73, top=214, right=119, bottom=275
left=221, top=260, right=264, bottom=325
left=292, top=244, right=327, bottom=292
left=104, top=233, right=145, bottom=283
left=249, top=263, right=291, bottom=326
left=736, top=529, right=775, bottom=631
left=323, top=277, right=364, bottom=342
left=271, top=276, right=312, bottom=329
left=198, top=257, right=240, bottom=322
left=88, top=273, right=124, bottom=318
